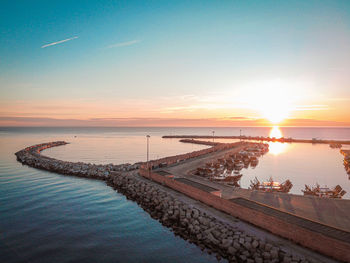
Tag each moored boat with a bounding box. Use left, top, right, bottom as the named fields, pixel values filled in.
left=302, top=184, right=346, bottom=198
left=249, top=177, right=293, bottom=193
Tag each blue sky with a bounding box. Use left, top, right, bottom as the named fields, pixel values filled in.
left=1, top=0, right=350, bottom=126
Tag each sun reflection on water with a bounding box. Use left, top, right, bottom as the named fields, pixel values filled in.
left=268, top=126, right=288, bottom=155
left=269, top=126, right=282, bottom=139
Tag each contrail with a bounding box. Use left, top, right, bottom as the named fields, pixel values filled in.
left=41, top=36, right=78, bottom=48
left=106, top=39, right=140, bottom=49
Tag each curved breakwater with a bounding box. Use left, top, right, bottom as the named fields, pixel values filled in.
left=15, top=141, right=326, bottom=263
left=15, top=141, right=140, bottom=179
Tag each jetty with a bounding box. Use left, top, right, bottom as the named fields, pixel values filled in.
left=15, top=140, right=350, bottom=263
left=163, top=135, right=350, bottom=145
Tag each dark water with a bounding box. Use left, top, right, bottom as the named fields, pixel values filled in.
left=1, top=127, right=350, bottom=262
left=0, top=129, right=216, bottom=263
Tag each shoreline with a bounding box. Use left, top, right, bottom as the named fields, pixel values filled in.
left=15, top=141, right=344, bottom=262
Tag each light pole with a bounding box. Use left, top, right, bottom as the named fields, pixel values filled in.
left=240, top=129, right=242, bottom=141
left=146, top=135, right=150, bottom=171
left=212, top=131, right=215, bottom=142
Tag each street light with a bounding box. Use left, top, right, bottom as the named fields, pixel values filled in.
left=212, top=131, right=215, bottom=142
left=146, top=135, right=150, bottom=170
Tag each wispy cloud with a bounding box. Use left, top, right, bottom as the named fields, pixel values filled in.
left=106, top=40, right=140, bottom=49
left=41, top=36, right=78, bottom=48
left=294, top=105, right=329, bottom=111
left=327, top=98, right=350, bottom=101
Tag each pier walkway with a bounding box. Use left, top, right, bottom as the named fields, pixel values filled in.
left=146, top=141, right=350, bottom=261
left=230, top=197, right=350, bottom=244
left=161, top=136, right=350, bottom=232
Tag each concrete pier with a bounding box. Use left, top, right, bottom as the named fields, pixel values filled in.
left=140, top=139, right=350, bottom=262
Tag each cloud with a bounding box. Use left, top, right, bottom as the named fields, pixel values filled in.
left=41, top=36, right=78, bottom=48
left=327, top=98, right=350, bottom=102
left=294, top=105, right=329, bottom=111
left=228, top=116, right=254, bottom=120
left=106, top=40, right=140, bottom=49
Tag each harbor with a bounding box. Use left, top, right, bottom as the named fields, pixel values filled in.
left=164, top=132, right=350, bottom=198
left=15, top=137, right=350, bottom=262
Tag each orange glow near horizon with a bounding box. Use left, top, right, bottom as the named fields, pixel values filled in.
left=0, top=92, right=350, bottom=127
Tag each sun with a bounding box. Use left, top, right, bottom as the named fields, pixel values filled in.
left=260, top=101, right=291, bottom=124
left=242, top=80, right=294, bottom=124
left=255, top=85, right=293, bottom=124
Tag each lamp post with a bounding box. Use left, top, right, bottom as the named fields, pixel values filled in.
left=240, top=129, right=242, bottom=141
left=146, top=135, right=150, bottom=171
left=212, top=131, right=215, bottom=142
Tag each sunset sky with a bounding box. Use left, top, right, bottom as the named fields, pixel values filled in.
left=1, top=0, right=350, bottom=127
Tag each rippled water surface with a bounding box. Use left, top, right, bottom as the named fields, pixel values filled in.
left=1, top=127, right=350, bottom=262
left=0, top=128, right=215, bottom=263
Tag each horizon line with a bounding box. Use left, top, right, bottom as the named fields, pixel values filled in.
left=1, top=125, right=350, bottom=128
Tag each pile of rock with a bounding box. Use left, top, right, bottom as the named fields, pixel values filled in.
left=15, top=141, right=140, bottom=179
left=108, top=173, right=314, bottom=263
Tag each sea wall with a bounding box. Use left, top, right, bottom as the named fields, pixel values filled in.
left=140, top=168, right=350, bottom=262
left=164, top=135, right=350, bottom=145
left=15, top=141, right=139, bottom=179
left=144, top=141, right=245, bottom=170
left=15, top=141, right=241, bottom=177
left=179, top=139, right=221, bottom=146
left=108, top=172, right=317, bottom=263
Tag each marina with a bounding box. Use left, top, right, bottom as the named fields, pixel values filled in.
left=192, top=143, right=269, bottom=187
left=3, top=127, right=350, bottom=263
left=14, top=138, right=350, bottom=262
left=164, top=128, right=350, bottom=199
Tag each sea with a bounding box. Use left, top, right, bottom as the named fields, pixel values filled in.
left=1, top=127, right=349, bottom=263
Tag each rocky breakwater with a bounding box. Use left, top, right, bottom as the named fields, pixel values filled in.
left=108, top=173, right=316, bottom=263
left=15, top=141, right=139, bottom=179
left=179, top=139, right=221, bottom=146
left=16, top=141, right=322, bottom=262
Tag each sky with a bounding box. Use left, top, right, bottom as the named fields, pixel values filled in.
left=1, top=0, right=350, bottom=127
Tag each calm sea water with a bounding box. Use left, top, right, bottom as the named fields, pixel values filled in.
left=1, top=127, right=350, bottom=262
